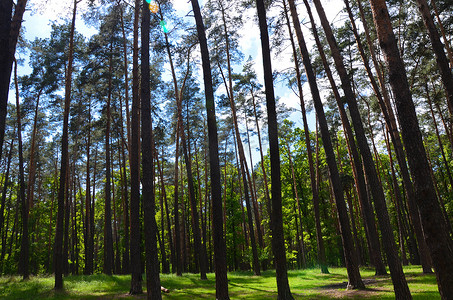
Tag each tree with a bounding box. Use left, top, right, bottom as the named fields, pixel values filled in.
left=0, top=0, right=27, bottom=161
left=190, top=0, right=229, bottom=298
left=287, top=0, right=364, bottom=289
left=55, top=0, right=78, bottom=289
left=129, top=0, right=143, bottom=293
left=255, top=0, right=294, bottom=298
left=368, top=0, right=453, bottom=297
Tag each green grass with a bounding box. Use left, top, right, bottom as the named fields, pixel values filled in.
left=0, top=265, right=440, bottom=299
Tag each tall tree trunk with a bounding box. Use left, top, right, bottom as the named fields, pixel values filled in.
left=129, top=0, right=142, bottom=293
left=312, top=0, right=411, bottom=295
left=282, top=0, right=328, bottom=273
left=119, top=96, right=130, bottom=274
left=84, top=103, right=93, bottom=275
left=352, top=0, right=433, bottom=272
left=190, top=0, right=229, bottom=298
left=287, top=0, right=363, bottom=289
left=119, top=5, right=131, bottom=275
left=54, top=0, right=76, bottom=289
left=218, top=2, right=264, bottom=252
left=430, top=0, right=453, bottom=68
left=141, top=4, right=162, bottom=297
left=15, top=60, right=29, bottom=280
left=104, top=45, right=114, bottom=276
left=369, top=0, right=453, bottom=296
left=256, top=0, right=294, bottom=297
left=300, top=0, right=386, bottom=275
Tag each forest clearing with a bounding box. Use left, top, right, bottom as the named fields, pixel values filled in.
left=1, top=0, right=453, bottom=298
left=0, top=266, right=440, bottom=299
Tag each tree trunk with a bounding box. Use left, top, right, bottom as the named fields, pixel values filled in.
left=0, top=0, right=27, bottom=161
left=190, top=0, right=229, bottom=298
left=104, top=45, right=114, bottom=276
left=312, top=0, right=411, bottom=295
left=369, top=0, right=453, bottom=296
left=54, top=0, right=76, bottom=289
left=287, top=0, right=363, bottom=289
left=354, top=0, right=433, bottom=272
left=282, top=0, right=329, bottom=273
left=141, top=3, right=162, bottom=297
left=129, top=0, right=142, bottom=293
left=15, top=60, right=29, bottom=280
left=256, top=0, right=294, bottom=297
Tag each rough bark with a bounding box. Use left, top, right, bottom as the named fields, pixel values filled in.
left=368, top=0, right=453, bottom=297
left=141, top=3, right=162, bottom=297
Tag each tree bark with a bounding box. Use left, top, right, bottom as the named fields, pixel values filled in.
left=287, top=0, right=363, bottom=289
left=0, top=0, right=27, bottom=160
left=54, top=0, right=76, bottom=289
left=129, top=0, right=142, bottom=293
left=141, top=3, right=162, bottom=298
left=312, top=0, right=411, bottom=296
left=190, top=0, right=229, bottom=298
left=368, top=0, right=453, bottom=297
left=256, top=0, right=294, bottom=298
left=15, top=60, right=29, bottom=280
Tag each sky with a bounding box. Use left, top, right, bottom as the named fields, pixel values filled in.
left=17, top=0, right=346, bottom=166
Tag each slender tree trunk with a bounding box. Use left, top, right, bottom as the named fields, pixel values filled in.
left=104, top=46, right=114, bottom=276
left=300, top=0, right=386, bottom=275
left=190, top=0, right=229, bottom=297
left=129, top=0, right=142, bottom=293
left=282, top=0, right=329, bottom=273
left=312, top=0, right=411, bottom=295
left=84, top=103, right=93, bottom=275
left=54, top=0, right=76, bottom=289
left=141, top=3, right=162, bottom=297
left=287, top=0, right=363, bottom=289
left=15, top=60, right=29, bottom=280
left=256, top=0, right=294, bottom=297
left=353, top=0, right=433, bottom=272
left=369, top=0, right=453, bottom=296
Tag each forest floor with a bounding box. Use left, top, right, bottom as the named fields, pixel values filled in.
left=0, top=265, right=439, bottom=299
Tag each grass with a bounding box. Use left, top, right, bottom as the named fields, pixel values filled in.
left=0, top=265, right=440, bottom=299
